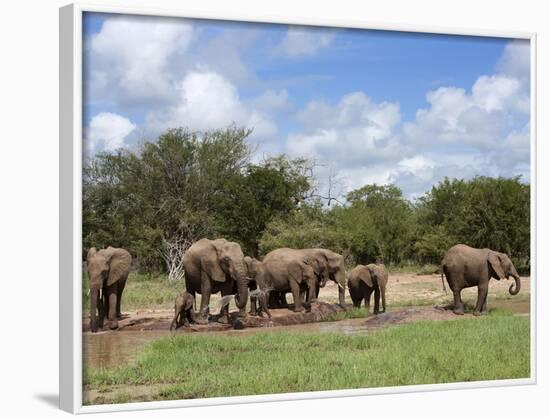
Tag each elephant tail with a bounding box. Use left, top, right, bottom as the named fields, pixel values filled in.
left=440, top=265, right=447, bottom=294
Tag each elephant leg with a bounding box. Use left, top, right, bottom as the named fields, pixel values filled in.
left=381, top=287, right=386, bottom=313
left=307, top=278, right=317, bottom=306
left=290, top=280, right=304, bottom=313
left=249, top=296, right=258, bottom=316
left=260, top=293, right=272, bottom=318
left=474, top=283, right=489, bottom=316
left=102, top=289, right=109, bottom=323
left=170, top=312, right=179, bottom=331
left=374, top=288, right=381, bottom=314
left=182, top=311, right=191, bottom=327
left=97, top=291, right=105, bottom=330
left=364, top=288, right=372, bottom=313
left=106, top=286, right=118, bottom=329
left=351, top=294, right=361, bottom=308
left=196, top=273, right=211, bottom=323
left=452, top=289, right=465, bottom=315
left=116, top=276, right=127, bottom=318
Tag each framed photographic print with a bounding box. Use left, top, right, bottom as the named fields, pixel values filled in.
left=59, top=2, right=536, bottom=413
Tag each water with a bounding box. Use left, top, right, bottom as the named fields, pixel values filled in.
left=83, top=318, right=369, bottom=370
left=83, top=330, right=168, bottom=369
left=84, top=299, right=530, bottom=370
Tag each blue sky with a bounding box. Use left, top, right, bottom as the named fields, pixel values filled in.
left=83, top=12, right=530, bottom=201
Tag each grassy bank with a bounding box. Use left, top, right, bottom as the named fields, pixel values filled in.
left=84, top=314, right=530, bottom=403
left=83, top=272, right=182, bottom=312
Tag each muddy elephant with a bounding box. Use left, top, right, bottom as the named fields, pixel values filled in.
left=170, top=291, right=196, bottom=331
left=262, top=248, right=319, bottom=312
left=441, top=244, right=521, bottom=316
left=244, top=256, right=272, bottom=318
left=86, top=247, right=132, bottom=332
left=183, top=238, right=248, bottom=324
left=348, top=264, right=388, bottom=314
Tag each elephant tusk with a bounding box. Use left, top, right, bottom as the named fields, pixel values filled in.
left=337, top=282, right=345, bottom=290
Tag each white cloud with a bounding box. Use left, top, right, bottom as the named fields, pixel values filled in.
left=497, top=40, right=531, bottom=82
left=277, top=26, right=336, bottom=57
left=85, top=112, right=136, bottom=155
left=83, top=16, right=530, bottom=202
left=196, top=29, right=259, bottom=85
left=146, top=71, right=278, bottom=141
left=286, top=92, right=401, bottom=166
left=472, top=75, right=527, bottom=113
left=248, top=89, right=289, bottom=112
left=87, top=16, right=193, bottom=104
left=283, top=40, right=530, bottom=201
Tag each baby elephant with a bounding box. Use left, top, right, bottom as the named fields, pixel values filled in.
left=348, top=264, right=388, bottom=314
left=170, top=291, right=196, bottom=331
left=244, top=256, right=272, bottom=318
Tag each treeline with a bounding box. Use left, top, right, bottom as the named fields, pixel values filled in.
left=83, top=126, right=530, bottom=273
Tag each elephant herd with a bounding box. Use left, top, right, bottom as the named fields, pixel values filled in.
left=85, top=241, right=523, bottom=332
left=179, top=239, right=348, bottom=326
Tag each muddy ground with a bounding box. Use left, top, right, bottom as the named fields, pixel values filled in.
left=82, top=273, right=530, bottom=333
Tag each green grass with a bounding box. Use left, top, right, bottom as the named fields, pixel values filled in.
left=82, top=272, right=182, bottom=312
left=386, top=263, right=440, bottom=275
left=319, top=308, right=371, bottom=321
left=84, top=314, right=530, bottom=402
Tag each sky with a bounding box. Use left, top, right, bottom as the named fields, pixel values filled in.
left=83, top=12, right=531, bottom=201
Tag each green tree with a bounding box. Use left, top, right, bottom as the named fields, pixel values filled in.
left=83, top=126, right=252, bottom=271
left=215, top=156, right=313, bottom=256
left=259, top=201, right=351, bottom=258
left=416, top=176, right=530, bottom=264
left=343, top=184, right=415, bottom=264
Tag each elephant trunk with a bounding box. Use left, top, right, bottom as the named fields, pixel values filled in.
left=335, top=270, right=346, bottom=306
left=90, top=287, right=99, bottom=333
left=338, top=283, right=345, bottom=307
left=509, top=274, right=521, bottom=295
left=234, top=262, right=249, bottom=311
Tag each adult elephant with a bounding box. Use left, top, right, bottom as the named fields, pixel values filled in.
left=262, top=248, right=319, bottom=312
left=348, top=264, right=388, bottom=314
left=86, top=247, right=132, bottom=332
left=299, top=248, right=346, bottom=307
left=441, top=244, right=521, bottom=316
left=183, top=238, right=248, bottom=324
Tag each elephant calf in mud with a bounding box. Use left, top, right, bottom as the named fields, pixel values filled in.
left=170, top=291, right=196, bottom=331
left=348, top=264, right=388, bottom=314
left=441, top=244, right=521, bottom=316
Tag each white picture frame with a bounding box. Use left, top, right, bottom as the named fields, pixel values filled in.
left=59, top=2, right=537, bottom=413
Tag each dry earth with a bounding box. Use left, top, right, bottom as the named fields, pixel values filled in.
left=82, top=273, right=530, bottom=333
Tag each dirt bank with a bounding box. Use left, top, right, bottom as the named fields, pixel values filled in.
left=82, top=273, right=530, bottom=333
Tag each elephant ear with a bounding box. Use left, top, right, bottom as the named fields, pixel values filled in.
left=106, top=248, right=132, bottom=286
left=288, top=260, right=312, bottom=284
left=243, top=256, right=254, bottom=279
left=359, top=267, right=374, bottom=287
left=184, top=293, right=194, bottom=310
left=86, top=247, right=97, bottom=263
left=202, top=241, right=226, bottom=282
left=488, top=251, right=506, bottom=280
